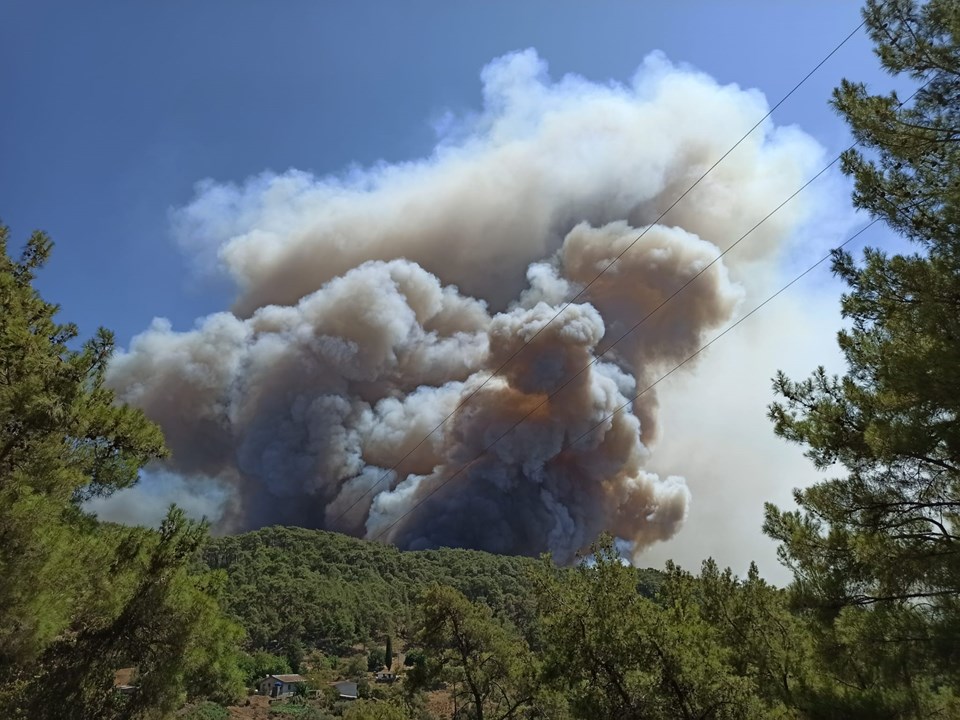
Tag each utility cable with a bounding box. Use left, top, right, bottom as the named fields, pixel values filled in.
left=326, top=20, right=866, bottom=529
left=366, top=68, right=936, bottom=542
left=369, top=218, right=880, bottom=543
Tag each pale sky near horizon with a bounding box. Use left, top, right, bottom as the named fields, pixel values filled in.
left=0, top=2, right=911, bottom=575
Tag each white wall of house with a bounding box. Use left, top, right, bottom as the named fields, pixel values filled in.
left=258, top=676, right=300, bottom=697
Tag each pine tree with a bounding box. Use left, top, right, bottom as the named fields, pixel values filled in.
left=764, top=1, right=960, bottom=714
left=533, top=538, right=767, bottom=720
left=412, top=586, right=535, bottom=720
left=0, top=225, right=167, bottom=669
left=0, top=226, right=244, bottom=717
left=385, top=634, right=392, bottom=671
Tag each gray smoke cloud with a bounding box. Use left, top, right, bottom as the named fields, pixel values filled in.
left=103, top=49, right=826, bottom=563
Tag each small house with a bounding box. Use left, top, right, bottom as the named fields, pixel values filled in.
left=375, top=671, right=396, bottom=683
left=258, top=673, right=306, bottom=698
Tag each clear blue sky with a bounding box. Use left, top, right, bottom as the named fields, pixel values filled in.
left=2, top=1, right=892, bottom=347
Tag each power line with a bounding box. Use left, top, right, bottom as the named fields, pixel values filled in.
left=369, top=219, right=881, bottom=544
left=366, top=68, right=938, bottom=544
left=326, top=20, right=866, bottom=529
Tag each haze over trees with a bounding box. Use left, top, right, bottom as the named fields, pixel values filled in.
left=1, top=0, right=958, bottom=718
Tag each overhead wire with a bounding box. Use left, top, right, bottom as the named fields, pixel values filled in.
left=366, top=72, right=938, bottom=544
left=369, top=218, right=881, bottom=543
left=326, top=19, right=866, bottom=530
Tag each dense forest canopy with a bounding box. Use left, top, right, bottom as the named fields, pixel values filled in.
left=197, top=526, right=665, bottom=655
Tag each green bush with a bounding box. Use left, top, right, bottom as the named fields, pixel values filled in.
left=177, top=701, right=229, bottom=720
left=238, top=650, right=292, bottom=685
left=402, top=650, right=424, bottom=667
left=268, top=703, right=328, bottom=719
left=367, top=649, right=385, bottom=672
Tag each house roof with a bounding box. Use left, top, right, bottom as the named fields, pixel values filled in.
left=267, top=674, right=306, bottom=683
left=333, top=680, right=358, bottom=698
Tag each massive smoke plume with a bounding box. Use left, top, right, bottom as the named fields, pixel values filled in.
left=102, top=50, right=827, bottom=563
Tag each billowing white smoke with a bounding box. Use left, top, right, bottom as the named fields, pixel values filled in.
left=105, top=50, right=825, bottom=563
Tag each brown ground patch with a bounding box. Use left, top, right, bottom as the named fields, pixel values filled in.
left=113, top=668, right=136, bottom=686
left=226, top=695, right=270, bottom=720
left=425, top=689, right=454, bottom=718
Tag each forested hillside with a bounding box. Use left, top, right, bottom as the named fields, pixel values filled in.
left=201, top=527, right=539, bottom=654
left=200, top=525, right=666, bottom=653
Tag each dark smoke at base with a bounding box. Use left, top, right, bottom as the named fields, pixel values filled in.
left=100, top=49, right=826, bottom=564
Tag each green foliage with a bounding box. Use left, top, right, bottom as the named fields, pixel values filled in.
left=342, top=699, right=410, bottom=720
left=835, top=0, right=960, bottom=250
left=765, top=2, right=960, bottom=716
left=176, top=702, right=229, bottom=720
left=344, top=653, right=368, bottom=680
left=0, top=224, right=167, bottom=669
left=20, top=509, right=246, bottom=719
left=385, top=634, right=393, bottom=671
left=269, top=703, right=328, bottom=719
left=533, top=537, right=768, bottom=720
left=403, top=650, right=424, bottom=668
left=287, top=640, right=307, bottom=674
left=358, top=676, right=372, bottom=699
left=368, top=648, right=385, bottom=672
left=200, top=525, right=641, bottom=652
left=239, top=650, right=293, bottom=685
left=694, top=560, right=820, bottom=713
left=410, top=585, right=536, bottom=720
left=767, top=0, right=960, bottom=608
left=0, top=227, right=245, bottom=719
